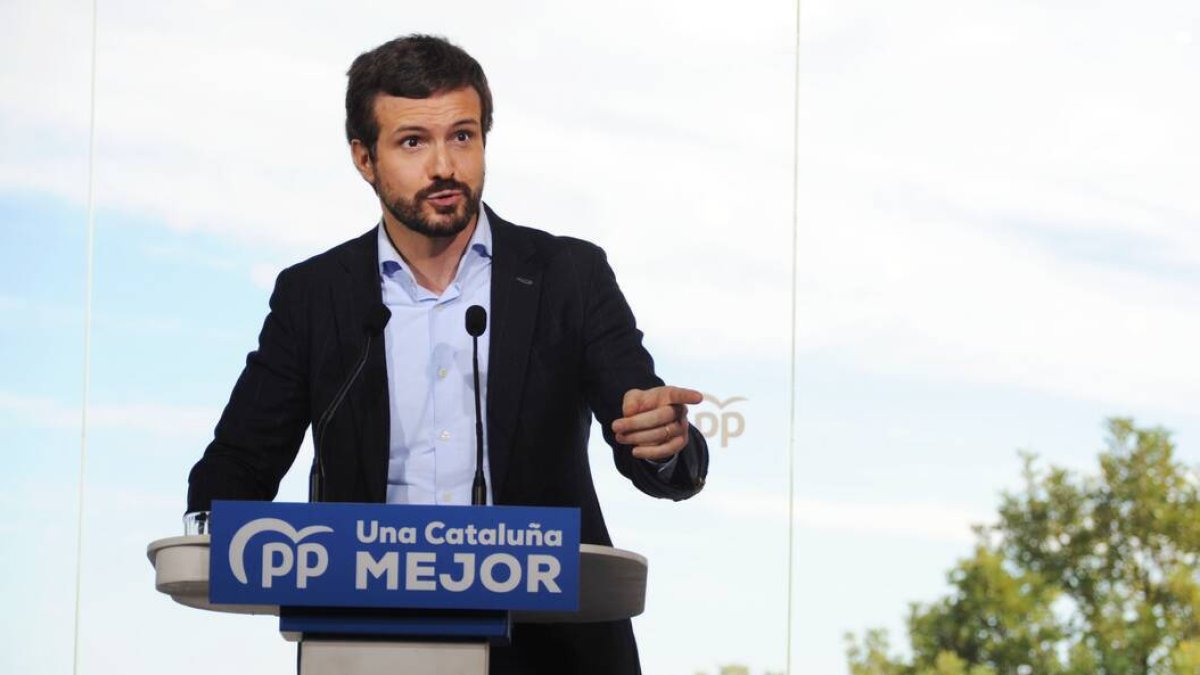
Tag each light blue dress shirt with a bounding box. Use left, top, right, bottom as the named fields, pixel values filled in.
left=378, top=209, right=493, bottom=505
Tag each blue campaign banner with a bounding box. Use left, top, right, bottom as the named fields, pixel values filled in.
left=209, top=501, right=580, bottom=611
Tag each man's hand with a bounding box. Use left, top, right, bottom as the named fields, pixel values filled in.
left=612, top=386, right=704, bottom=461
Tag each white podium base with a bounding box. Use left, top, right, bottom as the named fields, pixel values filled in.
left=300, top=638, right=487, bottom=675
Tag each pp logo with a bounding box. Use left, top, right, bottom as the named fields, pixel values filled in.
left=229, top=518, right=333, bottom=589
left=695, top=393, right=746, bottom=448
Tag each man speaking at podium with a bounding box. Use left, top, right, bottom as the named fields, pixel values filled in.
left=186, top=34, right=708, bottom=674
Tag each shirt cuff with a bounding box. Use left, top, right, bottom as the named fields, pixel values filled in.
left=642, top=452, right=680, bottom=478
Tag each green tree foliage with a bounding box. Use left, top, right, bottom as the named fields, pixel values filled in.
left=847, top=419, right=1200, bottom=675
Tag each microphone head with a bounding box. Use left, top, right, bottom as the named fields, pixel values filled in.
left=364, top=305, right=392, bottom=334
left=465, top=305, right=487, bottom=337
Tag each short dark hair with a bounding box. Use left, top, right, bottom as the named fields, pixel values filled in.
left=345, top=34, right=493, bottom=155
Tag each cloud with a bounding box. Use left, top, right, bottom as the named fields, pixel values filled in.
left=3, top=0, right=1199, bottom=412
left=138, top=243, right=238, bottom=273
left=0, top=295, right=29, bottom=311
left=782, top=0, right=1200, bottom=412
left=0, top=0, right=797, bottom=366
left=793, top=179, right=1200, bottom=412
left=794, top=0, right=1200, bottom=265
left=0, top=293, right=82, bottom=328
left=704, top=489, right=988, bottom=544
left=0, top=390, right=217, bottom=438
left=248, top=263, right=282, bottom=291
left=137, top=243, right=290, bottom=296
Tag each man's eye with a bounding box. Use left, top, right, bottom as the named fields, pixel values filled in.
left=401, top=137, right=421, bottom=148
left=454, top=131, right=472, bottom=142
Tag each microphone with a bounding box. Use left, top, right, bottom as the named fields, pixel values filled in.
left=466, top=305, right=487, bottom=338
left=309, top=304, right=391, bottom=502
left=465, top=305, right=488, bottom=505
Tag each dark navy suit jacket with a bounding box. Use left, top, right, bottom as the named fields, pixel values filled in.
left=187, top=205, right=707, bottom=674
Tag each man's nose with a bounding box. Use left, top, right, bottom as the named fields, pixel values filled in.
left=429, top=142, right=455, bottom=179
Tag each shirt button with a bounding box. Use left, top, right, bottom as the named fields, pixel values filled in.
left=439, top=430, right=451, bottom=441
left=437, top=368, right=448, bottom=379
left=441, top=491, right=453, bottom=502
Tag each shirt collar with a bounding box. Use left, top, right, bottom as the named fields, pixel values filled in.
left=377, top=205, right=493, bottom=280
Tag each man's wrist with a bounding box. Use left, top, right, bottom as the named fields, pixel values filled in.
left=643, top=452, right=681, bottom=477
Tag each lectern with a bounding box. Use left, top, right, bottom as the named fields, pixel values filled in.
left=147, top=501, right=647, bottom=674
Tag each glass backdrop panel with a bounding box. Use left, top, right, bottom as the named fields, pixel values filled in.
left=0, top=1, right=95, bottom=672
left=793, top=1, right=1200, bottom=672
left=80, top=2, right=797, bottom=674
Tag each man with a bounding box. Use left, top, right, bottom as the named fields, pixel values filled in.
left=187, top=34, right=708, bottom=674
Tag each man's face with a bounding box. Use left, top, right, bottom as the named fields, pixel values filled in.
left=352, top=87, right=485, bottom=239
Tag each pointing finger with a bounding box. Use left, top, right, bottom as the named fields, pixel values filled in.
left=623, top=386, right=704, bottom=416
left=660, top=386, right=703, bottom=406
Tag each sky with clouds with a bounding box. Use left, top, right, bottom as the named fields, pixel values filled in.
left=2, top=0, right=1198, bottom=674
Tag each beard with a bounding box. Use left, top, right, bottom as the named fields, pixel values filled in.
left=381, top=177, right=483, bottom=240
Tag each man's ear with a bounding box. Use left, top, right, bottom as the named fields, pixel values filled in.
left=349, top=139, right=376, bottom=188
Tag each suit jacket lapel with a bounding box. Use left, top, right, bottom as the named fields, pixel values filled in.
left=486, top=207, right=542, bottom=500
left=336, top=228, right=391, bottom=503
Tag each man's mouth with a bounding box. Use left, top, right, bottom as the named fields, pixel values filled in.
left=424, top=189, right=463, bottom=207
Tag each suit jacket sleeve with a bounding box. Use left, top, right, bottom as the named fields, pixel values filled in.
left=186, top=266, right=312, bottom=512
left=577, top=245, right=708, bottom=501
